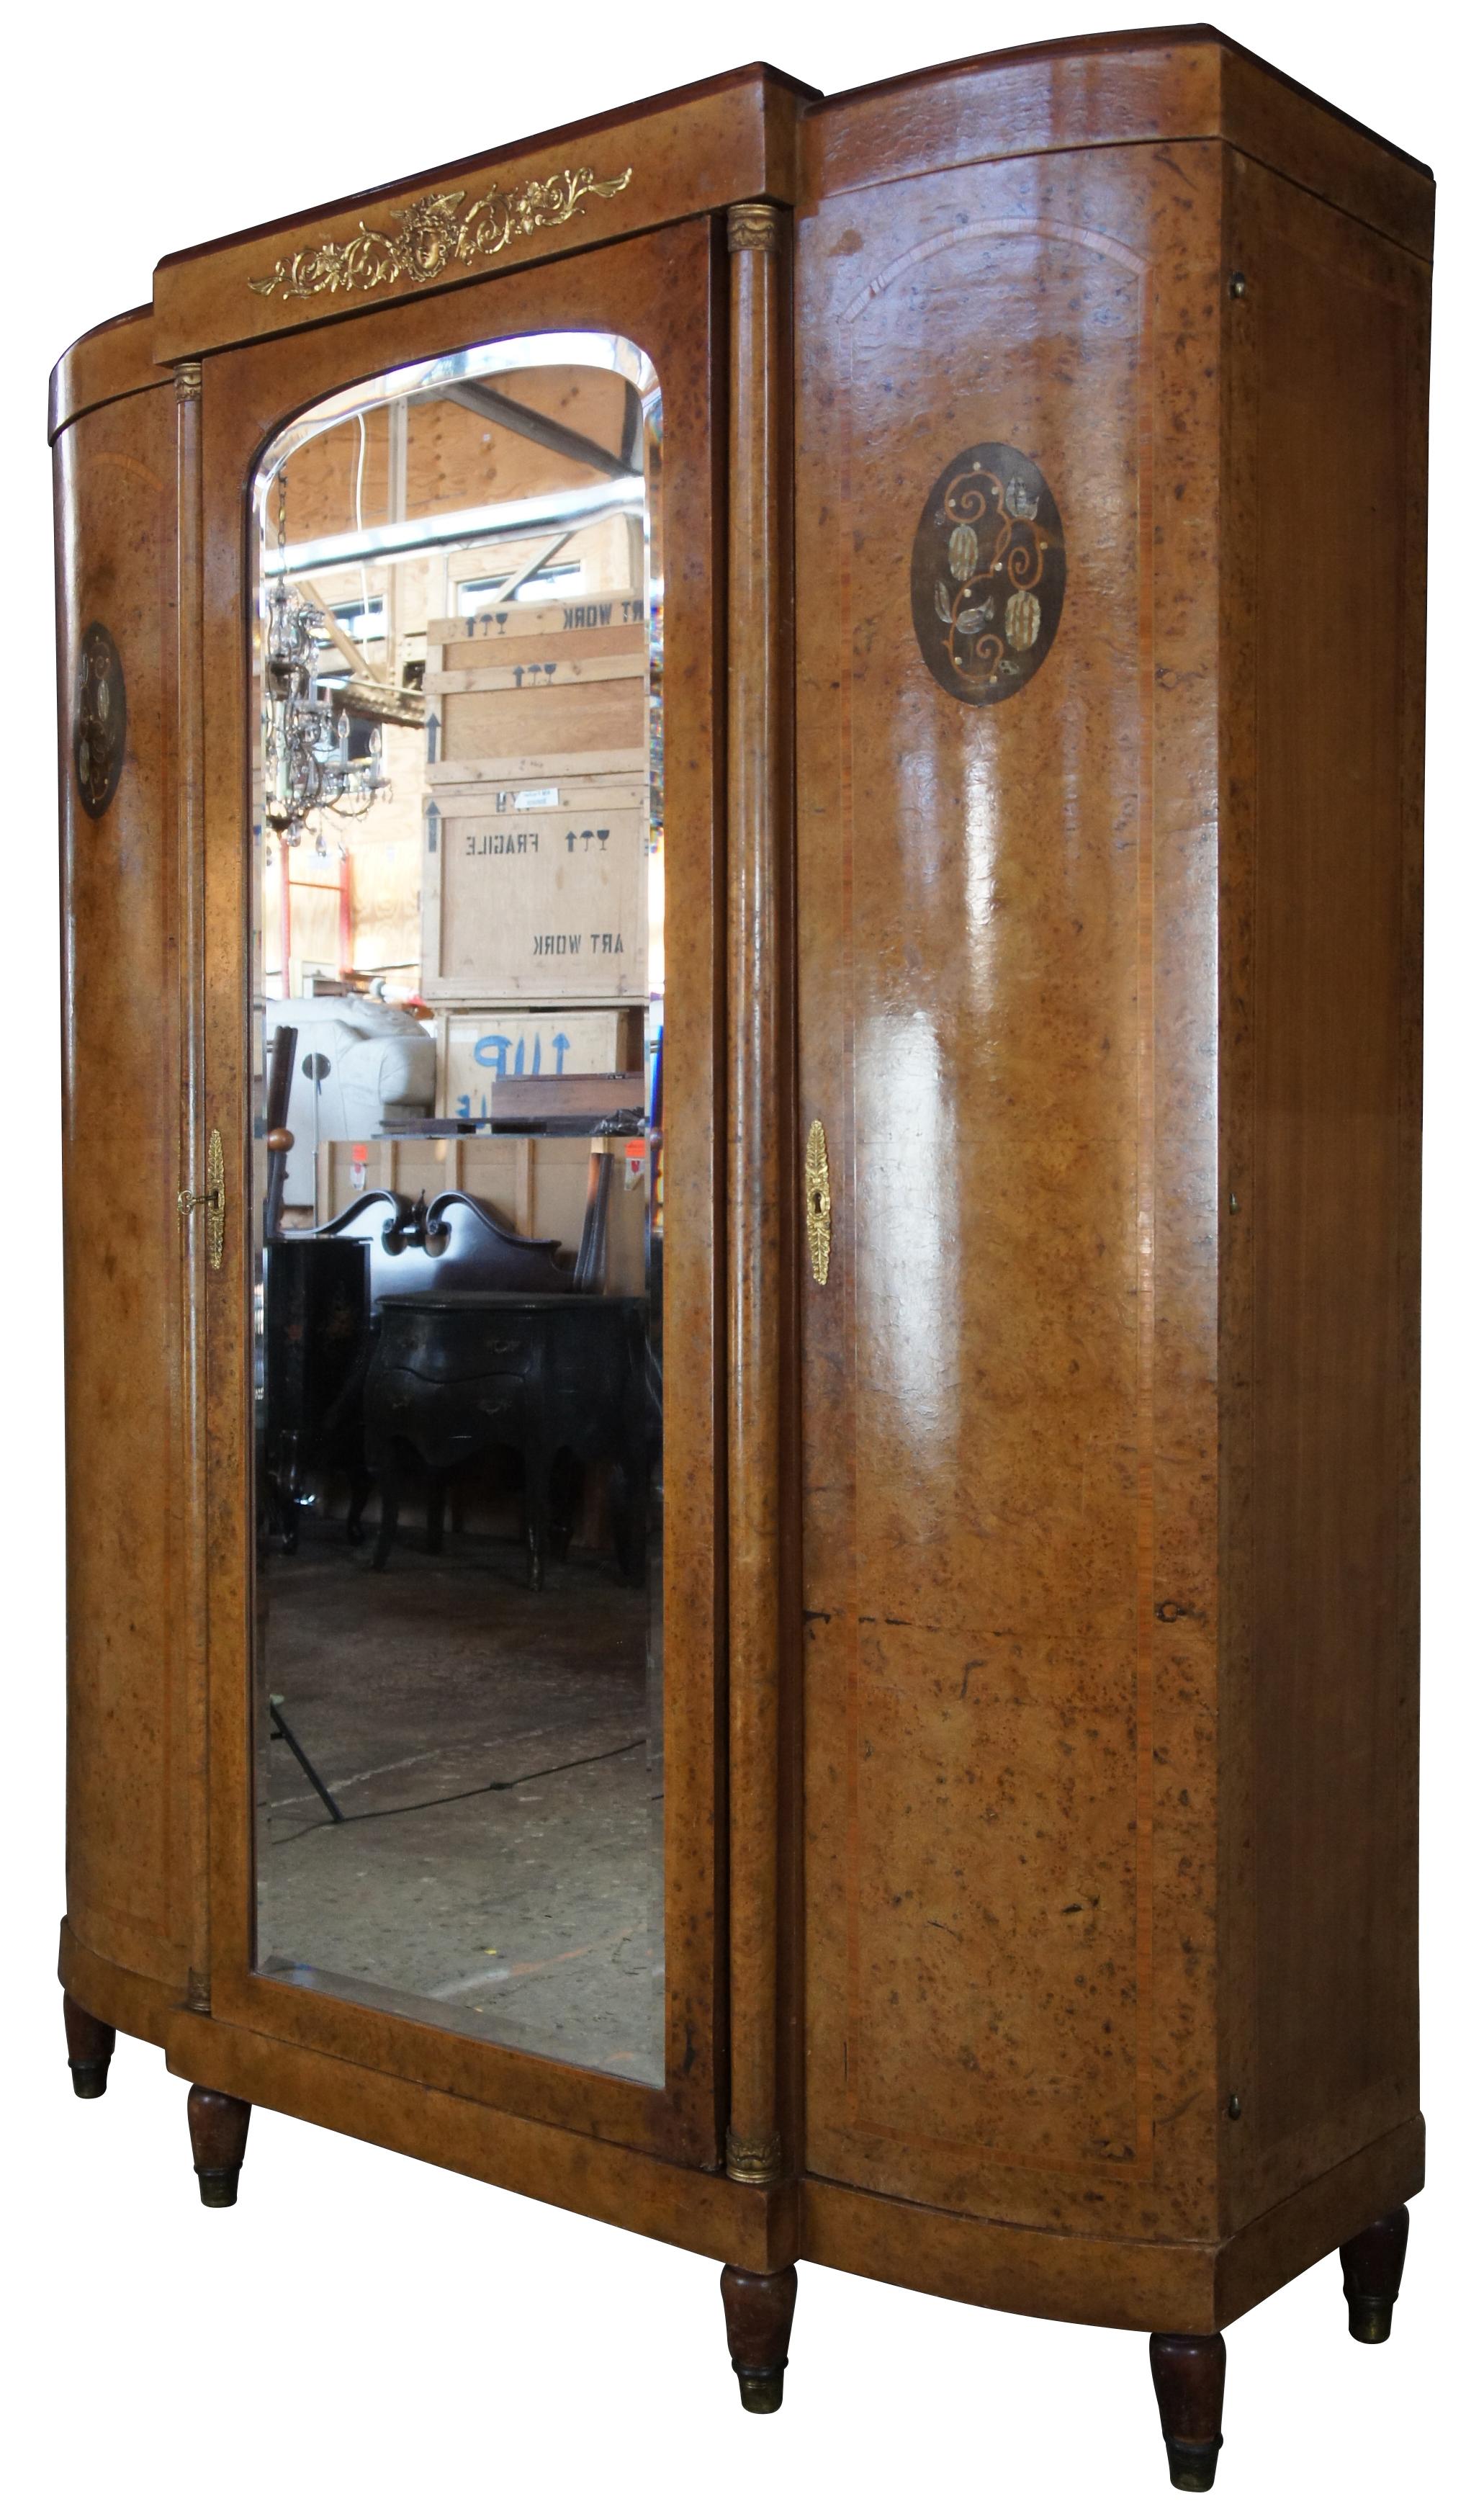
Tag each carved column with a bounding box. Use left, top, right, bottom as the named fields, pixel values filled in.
left=175, top=356, right=212, bottom=2016
left=724, top=199, right=794, bottom=2189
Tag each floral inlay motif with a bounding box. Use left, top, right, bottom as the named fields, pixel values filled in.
left=909, top=444, right=1066, bottom=706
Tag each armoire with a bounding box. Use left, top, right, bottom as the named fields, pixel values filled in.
left=51, top=24, right=1429, bottom=2489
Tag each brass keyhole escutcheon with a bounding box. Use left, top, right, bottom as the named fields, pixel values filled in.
left=176, top=1127, right=226, bottom=1270
left=805, top=1119, right=831, bottom=1287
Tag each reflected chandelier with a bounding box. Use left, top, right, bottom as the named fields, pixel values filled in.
left=262, top=472, right=387, bottom=848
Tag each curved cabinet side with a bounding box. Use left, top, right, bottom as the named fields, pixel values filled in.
left=56, top=380, right=194, bottom=2014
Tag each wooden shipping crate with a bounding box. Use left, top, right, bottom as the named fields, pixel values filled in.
left=433, top=1006, right=644, bottom=1116
left=436, top=673, right=642, bottom=766
left=426, top=591, right=647, bottom=647
left=422, top=780, right=649, bottom=1002
left=427, top=591, right=649, bottom=766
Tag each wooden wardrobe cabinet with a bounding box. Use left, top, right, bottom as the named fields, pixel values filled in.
left=52, top=27, right=1429, bottom=2487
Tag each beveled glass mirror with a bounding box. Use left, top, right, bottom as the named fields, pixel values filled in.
left=248, top=331, right=665, bottom=2083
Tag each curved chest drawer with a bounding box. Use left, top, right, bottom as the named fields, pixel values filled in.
left=365, top=1365, right=526, bottom=1466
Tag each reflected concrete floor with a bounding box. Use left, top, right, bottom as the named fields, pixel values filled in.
left=256, top=1534, right=663, bottom=2084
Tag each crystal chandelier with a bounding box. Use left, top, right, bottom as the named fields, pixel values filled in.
left=262, top=471, right=388, bottom=848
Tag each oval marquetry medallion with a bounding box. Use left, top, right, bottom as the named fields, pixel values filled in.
left=73, top=621, right=127, bottom=818
left=909, top=443, right=1066, bottom=705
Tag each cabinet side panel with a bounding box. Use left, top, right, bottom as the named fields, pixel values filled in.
left=1221, top=156, right=1426, bottom=2220
left=56, top=385, right=188, bottom=1993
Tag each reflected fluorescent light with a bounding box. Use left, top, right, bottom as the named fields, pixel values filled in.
left=262, top=332, right=658, bottom=478
left=262, top=477, right=644, bottom=579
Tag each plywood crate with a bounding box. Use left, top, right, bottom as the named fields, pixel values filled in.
left=426, top=591, right=649, bottom=769
left=428, top=590, right=647, bottom=648
left=434, top=1006, right=644, bottom=1116
left=422, top=778, right=649, bottom=1002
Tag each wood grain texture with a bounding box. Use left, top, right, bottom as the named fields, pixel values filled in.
left=796, top=138, right=1224, bottom=2246
left=54, top=31, right=1431, bottom=2367
left=165, top=2010, right=786, bottom=2267
left=58, top=1919, right=174, bottom=2050
left=62, top=1989, right=117, bottom=2096
left=152, top=69, right=809, bottom=363
left=57, top=1918, right=1414, bottom=2328
left=48, top=304, right=163, bottom=441
left=719, top=2263, right=797, bottom=2410
left=801, top=2109, right=1422, bottom=2335
left=186, top=2081, right=251, bottom=2205
left=1148, top=2330, right=1226, bottom=2489
left=56, top=379, right=193, bottom=2001
left=174, top=362, right=212, bottom=2016
left=1215, top=150, right=1428, bottom=2234
left=724, top=204, right=795, bottom=2186
left=194, top=220, right=725, bottom=2171
left=1213, top=2117, right=1423, bottom=2326
left=801, top=29, right=1432, bottom=258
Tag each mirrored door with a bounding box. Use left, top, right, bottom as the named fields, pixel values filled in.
left=247, top=330, right=667, bottom=2083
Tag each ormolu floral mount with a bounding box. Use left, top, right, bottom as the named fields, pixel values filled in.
left=249, top=165, right=632, bottom=300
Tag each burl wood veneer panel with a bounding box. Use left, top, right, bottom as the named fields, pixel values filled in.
left=56, top=381, right=191, bottom=1996
left=195, top=221, right=725, bottom=2168
left=801, top=32, right=1432, bottom=259
left=48, top=303, right=164, bottom=439
left=1218, top=153, right=1427, bottom=2231
left=151, top=66, right=812, bottom=362
left=797, top=142, right=1223, bottom=2242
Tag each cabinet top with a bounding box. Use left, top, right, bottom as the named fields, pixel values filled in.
left=50, top=25, right=1433, bottom=436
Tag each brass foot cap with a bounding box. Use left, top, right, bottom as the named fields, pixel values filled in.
left=195, top=2166, right=241, bottom=2209
left=1347, top=2295, right=1394, bottom=2344
left=68, top=2062, right=109, bottom=2100
left=1166, top=2437, right=1221, bottom=2492
left=736, top=2368, right=785, bottom=2415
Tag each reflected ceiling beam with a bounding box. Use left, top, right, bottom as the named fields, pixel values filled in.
left=413, top=378, right=639, bottom=480
left=262, top=477, right=644, bottom=579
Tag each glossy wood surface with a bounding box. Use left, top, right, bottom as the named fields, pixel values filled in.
left=56, top=379, right=196, bottom=2006
left=53, top=28, right=1431, bottom=2369
left=164, top=2008, right=793, bottom=2270
left=151, top=67, right=809, bottom=364
left=55, top=1914, right=1422, bottom=2327
left=62, top=1990, right=116, bottom=2098
left=194, top=221, right=725, bottom=2168
left=48, top=303, right=162, bottom=439
left=796, top=135, right=1225, bottom=2245
left=50, top=29, right=1434, bottom=436
left=1339, top=2206, right=1410, bottom=2344
left=801, top=28, right=1432, bottom=257
left=1215, top=151, right=1428, bottom=2236
left=1148, top=2331, right=1226, bottom=2490
left=186, top=2082, right=251, bottom=2206
left=719, top=2263, right=797, bottom=2411
left=724, top=204, right=796, bottom=2187
left=188, top=220, right=727, bottom=2178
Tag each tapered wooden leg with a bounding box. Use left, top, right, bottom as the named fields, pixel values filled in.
left=63, top=1991, right=116, bottom=2100
left=720, top=2264, right=797, bottom=2414
left=1150, top=2332, right=1226, bottom=2492
left=1339, top=2206, right=1410, bottom=2344
left=186, top=2084, right=251, bottom=2209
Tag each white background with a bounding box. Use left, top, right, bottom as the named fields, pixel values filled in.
left=4, top=5, right=1479, bottom=2504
